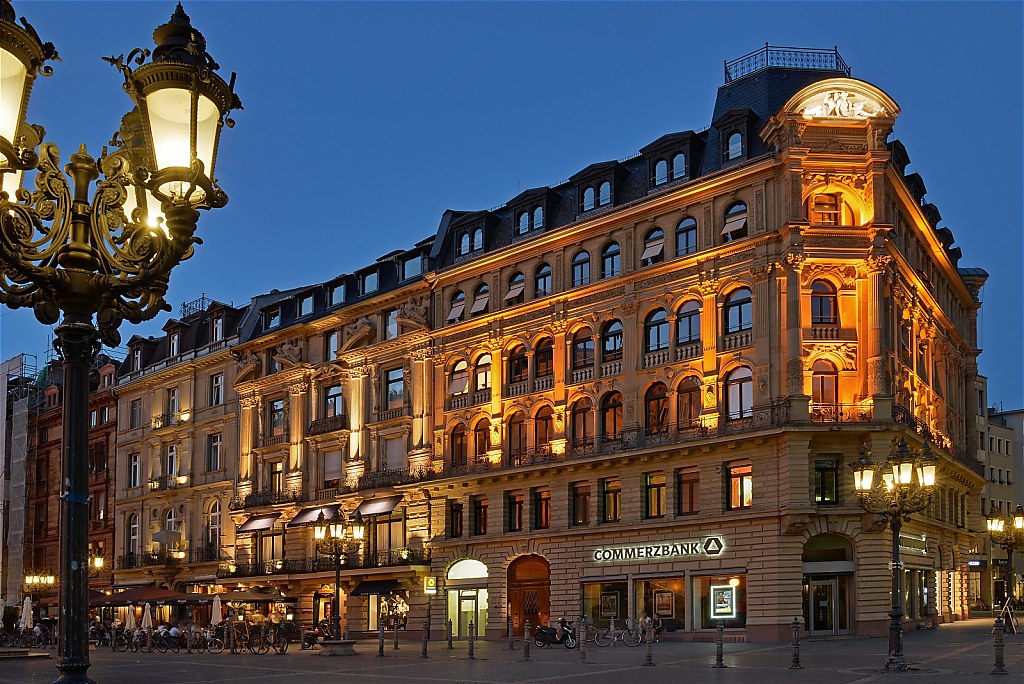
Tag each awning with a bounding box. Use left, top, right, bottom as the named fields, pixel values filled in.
left=721, top=215, right=747, bottom=236
left=356, top=495, right=404, bottom=516
left=287, top=504, right=340, bottom=528
left=504, top=283, right=525, bottom=301
left=237, top=512, right=282, bottom=533
left=446, top=302, right=465, bottom=321
left=640, top=241, right=664, bottom=261
left=469, top=294, right=489, bottom=314
left=350, top=580, right=399, bottom=596
left=448, top=375, right=469, bottom=395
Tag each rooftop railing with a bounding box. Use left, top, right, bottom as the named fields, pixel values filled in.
left=725, top=45, right=850, bottom=83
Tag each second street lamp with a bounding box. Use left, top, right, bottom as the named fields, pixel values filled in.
left=850, top=438, right=937, bottom=672
left=0, top=3, right=240, bottom=683
left=315, top=511, right=365, bottom=640
left=986, top=503, right=1024, bottom=616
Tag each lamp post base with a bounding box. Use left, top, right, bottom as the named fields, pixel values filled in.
left=884, top=654, right=908, bottom=672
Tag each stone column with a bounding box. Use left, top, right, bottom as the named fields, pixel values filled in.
left=866, top=255, right=893, bottom=419
left=238, top=395, right=258, bottom=482
left=783, top=250, right=809, bottom=420
left=698, top=278, right=719, bottom=420
left=288, top=380, right=308, bottom=475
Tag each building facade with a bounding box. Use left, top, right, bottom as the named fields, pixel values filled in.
left=210, top=47, right=988, bottom=642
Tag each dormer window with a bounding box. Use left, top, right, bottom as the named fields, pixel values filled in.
left=722, top=202, right=748, bottom=242
left=402, top=255, right=422, bottom=280
left=726, top=132, right=743, bottom=161
left=265, top=308, right=281, bottom=329
left=599, top=181, right=611, bottom=206
left=169, top=333, right=179, bottom=357
left=328, top=282, right=345, bottom=306
left=517, top=212, right=530, bottom=235
left=654, top=159, right=668, bottom=185
left=298, top=294, right=313, bottom=317
left=472, top=228, right=484, bottom=251
left=672, top=153, right=686, bottom=180
left=362, top=271, right=378, bottom=294
left=459, top=233, right=471, bottom=255
left=211, top=316, right=223, bottom=342
left=533, top=206, right=544, bottom=229
left=516, top=206, right=545, bottom=236
left=582, top=186, right=596, bottom=212
left=133, top=348, right=142, bottom=371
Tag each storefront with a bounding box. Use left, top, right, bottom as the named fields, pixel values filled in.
left=800, top=534, right=854, bottom=636
left=444, top=559, right=488, bottom=638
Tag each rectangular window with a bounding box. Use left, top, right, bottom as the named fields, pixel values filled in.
left=814, top=459, right=839, bottom=505
left=507, top=492, right=524, bottom=532
left=210, top=373, right=224, bottom=406
left=727, top=463, right=753, bottom=510
left=169, top=332, right=179, bottom=357
left=133, top=348, right=142, bottom=371
left=323, top=384, right=344, bottom=418
left=211, top=316, right=223, bottom=342
left=328, top=282, right=345, bottom=306
left=601, top=478, right=621, bottom=523
left=811, top=193, right=840, bottom=225
left=325, top=330, right=339, bottom=359
left=100, top=406, right=109, bottom=424
left=677, top=469, right=700, bottom=514
left=167, top=388, right=179, bottom=413
left=130, top=398, right=143, bottom=428
left=644, top=472, right=666, bottom=518
left=207, top=433, right=223, bottom=472
left=322, top=449, right=343, bottom=487
left=265, top=308, right=280, bottom=329
left=533, top=489, right=551, bottom=530
left=383, top=309, right=399, bottom=340
left=39, top=426, right=47, bottom=443
left=572, top=482, right=591, bottom=526
left=472, top=496, right=488, bottom=535
left=89, top=410, right=98, bottom=427
left=298, top=294, right=313, bottom=317
left=536, top=344, right=554, bottom=377
left=386, top=368, right=404, bottom=410
left=269, top=399, right=286, bottom=436
left=402, top=256, right=422, bottom=280
left=449, top=501, right=464, bottom=538
left=128, top=453, right=140, bottom=488
left=362, top=271, right=378, bottom=294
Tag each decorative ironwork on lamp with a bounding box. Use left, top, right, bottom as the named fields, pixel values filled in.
left=986, top=502, right=1024, bottom=608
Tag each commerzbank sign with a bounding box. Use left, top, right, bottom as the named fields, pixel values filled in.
left=592, top=536, right=725, bottom=563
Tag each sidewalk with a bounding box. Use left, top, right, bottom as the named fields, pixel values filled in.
left=0, top=618, right=1018, bottom=684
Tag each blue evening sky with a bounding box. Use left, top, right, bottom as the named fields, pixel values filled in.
left=1, top=1, right=1021, bottom=408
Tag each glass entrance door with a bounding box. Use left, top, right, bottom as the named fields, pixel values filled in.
left=809, top=579, right=838, bottom=634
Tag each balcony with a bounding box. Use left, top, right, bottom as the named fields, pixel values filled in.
left=228, top=487, right=304, bottom=510
left=471, top=388, right=491, bottom=406
left=148, top=474, right=188, bottom=491
left=309, top=414, right=349, bottom=436
left=505, top=380, right=529, bottom=397
left=190, top=546, right=223, bottom=564
left=356, top=466, right=435, bottom=491
left=892, top=404, right=983, bottom=476
left=151, top=412, right=183, bottom=429
left=810, top=325, right=841, bottom=340
left=570, top=367, right=593, bottom=384
left=374, top=407, right=409, bottom=422
left=676, top=341, right=702, bottom=361
left=600, top=360, right=622, bottom=377
left=722, top=330, right=753, bottom=351
left=446, top=395, right=469, bottom=411
left=216, top=548, right=431, bottom=579
left=115, top=550, right=183, bottom=570
left=533, top=375, right=553, bottom=392
left=642, top=349, right=669, bottom=369
left=810, top=403, right=872, bottom=423
left=259, top=430, right=289, bottom=447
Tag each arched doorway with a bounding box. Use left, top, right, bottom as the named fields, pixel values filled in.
left=445, top=559, right=488, bottom=639
left=507, top=555, right=550, bottom=634
left=802, top=533, right=854, bottom=635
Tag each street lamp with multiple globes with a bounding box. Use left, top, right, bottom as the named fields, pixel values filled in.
left=315, top=511, right=365, bottom=640
left=850, top=438, right=937, bottom=672
left=986, top=503, right=1024, bottom=609
left=0, top=2, right=240, bottom=682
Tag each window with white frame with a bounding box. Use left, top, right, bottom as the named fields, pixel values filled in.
left=210, top=373, right=224, bottom=406
left=207, top=433, right=223, bottom=472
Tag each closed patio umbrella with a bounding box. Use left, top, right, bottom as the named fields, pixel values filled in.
left=141, top=602, right=153, bottom=630
left=20, top=596, right=32, bottom=630
left=211, top=594, right=223, bottom=626
left=125, top=608, right=137, bottom=631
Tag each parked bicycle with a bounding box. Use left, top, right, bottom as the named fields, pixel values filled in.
left=229, top=621, right=269, bottom=655
left=595, top=618, right=642, bottom=647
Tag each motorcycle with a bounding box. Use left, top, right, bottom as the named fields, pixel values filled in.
left=534, top=618, right=577, bottom=649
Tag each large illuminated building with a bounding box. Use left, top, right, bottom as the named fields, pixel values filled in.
left=122, top=46, right=987, bottom=641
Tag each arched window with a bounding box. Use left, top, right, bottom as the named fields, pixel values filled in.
left=644, top=309, right=669, bottom=352
left=572, top=251, right=591, bottom=287
left=535, top=406, right=553, bottom=450
left=474, top=419, right=490, bottom=457
left=645, top=382, right=669, bottom=434
left=676, top=216, right=697, bottom=256
left=724, top=288, right=752, bottom=334
left=677, top=377, right=702, bottom=426
left=601, top=391, right=623, bottom=440
left=517, top=212, right=530, bottom=235
left=808, top=193, right=843, bottom=225
left=451, top=424, right=467, bottom=467
left=571, top=397, right=594, bottom=448
left=535, top=338, right=554, bottom=378
left=508, top=346, right=528, bottom=383
left=448, top=290, right=466, bottom=322
left=471, top=283, right=490, bottom=316
left=472, top=228, right=484, bottom=251
left=725, top=367, right=753, bottom=419
left=672, top=152, right=686, bottom=180
left=572, top=327, right=594, bottom=370
left=533, top=206, right=544, bottom=229
left=811, top=280, right=838, bottom=325
left=582, top=186, right=596, bottom=212
left=654, top=159, right=668, bottom=185
left=641, top=228, right=665, bottom=266
left=598, top=181, right=611, bottom=206
left=126, top=512, right=139, bottom=556
left=508, top=412, right=527, bottom=457
left=506, top=272, right=525, bottom=305
left=811, top=359, right=838, bottom=406
left=534, top=264, right=552, bottom=297
left=449, top=360, right=469, bottom=396
left=459, top=232, right=470, bottom=255
left=677, top=301, right=701, bottom=344
left=722, top=202, right=747, bottom=241
left=726, top=132, right=743, bottom=160
left=601, top=242, right=620, bottom=279
left=205, top=501, right=222, bottom=548
left=475, top=354, right=492, bottom=392
left=601, top=320, right=623, bottom=363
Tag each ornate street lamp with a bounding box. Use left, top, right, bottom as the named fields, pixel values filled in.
left=986, top=503, right=1024, bottom=611
left=24, top=571, right=57, bottom=597
left=0, top=3, right=240, bottom=683
left=315, top=510, right=365, bottom=640
left=850, top=438, right=937, bottom=671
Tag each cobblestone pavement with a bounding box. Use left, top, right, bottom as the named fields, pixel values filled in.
left=1, top=619, right=1021, bottom=684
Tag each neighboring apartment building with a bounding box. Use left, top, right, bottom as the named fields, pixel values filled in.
left=215, top=47, right=988, bottom=642
left=1, top=355, right=36, bottom=605
left=112, top=298, right=246, bottom=593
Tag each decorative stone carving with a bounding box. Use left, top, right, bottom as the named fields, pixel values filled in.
left=786, top=358, right=804, bottom=394
left=698, top=276, right=719, bottom=297
left=395, top=296, right=429, bottom=330
left=802, top=171, right=867, bottom=191
left=782, top=251, right=805, bottom=273
left=800, top=263, right=857, bottom=288
left=703, top=384, right=716, bottom=409
left=750, top=264, right=772, bottom=283
left=866, top=255, right=892, bottom=273
left=275, top=338, right=302, bottom=366
left=805, top=343, right=857, bottom=371
left=754, top=188, right=765, bottom=232
left=808, top=140, right=868, bottom=155
left=288, top=381, right=309, bottom=396
left=489, top=422, right=501, bottom=447
left=235, top=352, right=262, bottom=383
left=799, top=90, right=882, bottom=119
left=553, top=408, right=565, bottom=433
left=341, top=316, right=377, bottom=352
left=620, top=300, right=639, bottom=315
left=239, top=394, right=260, bottom=410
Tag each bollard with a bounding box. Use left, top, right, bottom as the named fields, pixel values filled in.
left=508, top=618, right=515, bottom=650
left=343, top=623, right=350, bottom=641
left=712, top=622, right=726, bottom=668
left=468, top=619, right=476, bottom=660
left=378, top=622, right=386, bottom=657
left=524, top=619, right=531, bottom=644
left=446, top=619, right=454, bottom=649
left=789, top=617, right=802, bottom=669
left=578, top=615, right=586, bottom=664
left=643, top=624, right=654, bottom=667
left=186, top=627, right=192, bottom=654
left=992, top=616, right=1007, bottom=675
left=420, top=619, right=429, bottom=659
left=523, top=634, right=531, bottom=661
left=394, top=622, right=400, bottom=650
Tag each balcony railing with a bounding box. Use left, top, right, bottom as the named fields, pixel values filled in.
left=533, top=375, right=553, bottom=392
left=725, top=45, right=850, bottom=83
left=570, top=367, right=593, bottom=384
left=228, top=488, right=304, bottom=510
left=356, top=467, right=435, bottom=491
left=722, top=330, right=753, bottom=351
left=308, top=414, right=349, bottom=436
left=892, top=404, right=982, bottom=476
left=148, top=474, right=186, bottom=491
left=810, top=403, right=872, bottom=423
left=151, top=412, right=182, bottom=429
left=600, top=360, right=622, bottom=377
left=374, top=407, right=408, bottom=422
left=446, top=395, right=469, bottom=411
left=676, top=341, right=702, bottom=361
left=810, top=325, right=841, bottom=340
left=471, top=389, right=491, bottom=406
left=505, top=380, right=529, bottom=397
left=116, top=550, right=183, bottom=570
left=259, top=430, right=289, bottom=447
left=642, top=349, right=669, bottom=369
left=190, top=546, right=223, bottom=564
left=216, top=548, right=431, bottom=579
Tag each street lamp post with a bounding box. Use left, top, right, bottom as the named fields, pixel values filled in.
left=850, top=438, right=937, bottom=672
left=986, top=503, right=1024, bottom=609
left=0, top=3, right=240, bottom=683
left=315, top=511, right=365, bottom=640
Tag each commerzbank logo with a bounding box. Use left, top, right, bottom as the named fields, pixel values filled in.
left=592, top=536, right=725, bottom=563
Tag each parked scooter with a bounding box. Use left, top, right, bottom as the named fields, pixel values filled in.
left=534, top=618, right=578, bottom=648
